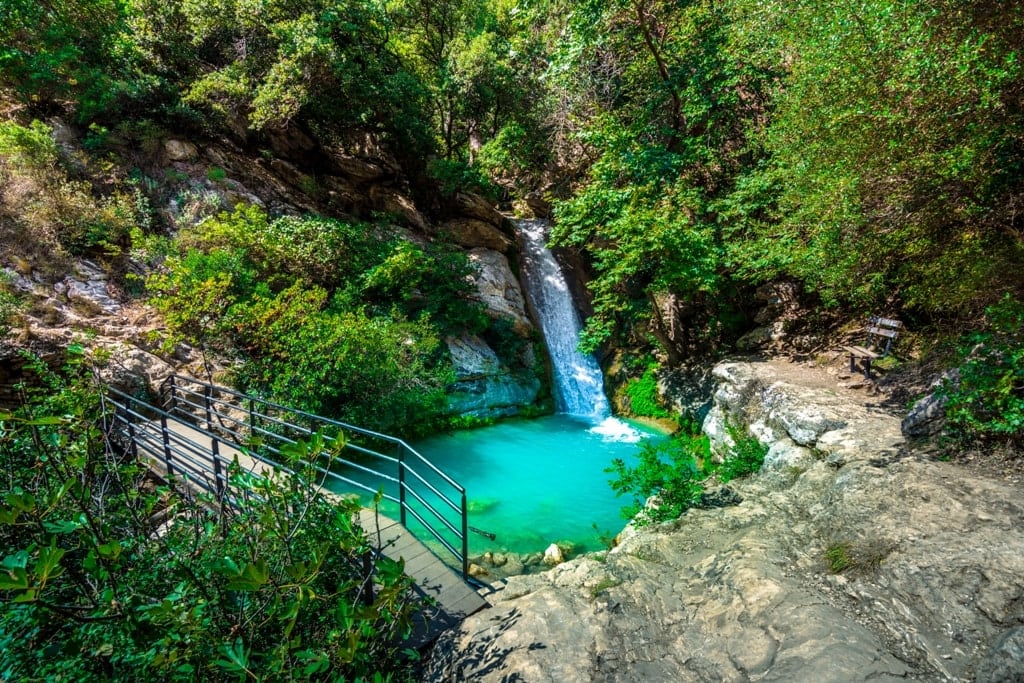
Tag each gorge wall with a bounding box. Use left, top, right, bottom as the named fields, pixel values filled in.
left=427, top=360, right=1024, bottom=682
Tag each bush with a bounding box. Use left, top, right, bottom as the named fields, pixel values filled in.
left=606, top=433, right=710, bottom=525
left=940, top=295, right=1024, bottom=444
left=0, top=120, right=137, bottom=260
left=624, top=366, right=670, bottom=418
left=717, top=425, right=768, bottom=483
left=0, top=272, right=22, bottom=338
left=0, top=354, right=423, bottom=681
left=426, top=158, right=501, bottom=202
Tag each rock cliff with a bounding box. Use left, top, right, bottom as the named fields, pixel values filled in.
left=426, top=360, right=1024, bottom=682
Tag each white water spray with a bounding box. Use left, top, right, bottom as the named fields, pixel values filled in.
left=516, top=219, right=642, bottom=441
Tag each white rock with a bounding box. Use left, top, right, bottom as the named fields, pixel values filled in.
left=542, top=543, right=565, bottom=566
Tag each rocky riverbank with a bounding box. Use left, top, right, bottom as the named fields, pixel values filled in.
left=425, top=360, right=1024, bottom=682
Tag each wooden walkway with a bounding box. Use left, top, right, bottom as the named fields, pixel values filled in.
left=143, top=418, right=487, bottom=647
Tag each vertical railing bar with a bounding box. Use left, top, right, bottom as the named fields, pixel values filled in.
left=160, top=413, right=175, bottom=479
left=168, top=375, right=178, bottom=415
left=461, top=490, right=469, bottom=580
left=398, top=443, right=407, bottom=527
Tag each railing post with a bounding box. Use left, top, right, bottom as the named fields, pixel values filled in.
left=398, top=445, right=407, bottom=527
left=248, top=397, right=255, bottom=439
left=160, top=414, right=174, bottom=478
left=126, top=404, right=139, bottom=461
left=212, top=448, right=225, bottom=501
left=461, top=490, right=469, bottom=580
left=361, top=553, right=375, bottom=606
left=167, top=375, right=178, bottom=414
left=203, top=383, right=224, bottom=500
left=204, top=384, right=213, bottom=431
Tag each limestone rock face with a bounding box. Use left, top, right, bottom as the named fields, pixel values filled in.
left=163, top=139, right=199, bottom=162
left=467, top=248, right=532, bottom=334
left=453, top=191, right=509, bottom=228
left=439, top=218, right=513, bottom=252
left=368, top=186, right=428, bottom=231
left=445, top=334, right=540, bottom=417
left=428, top=360, right=1024, bottom=682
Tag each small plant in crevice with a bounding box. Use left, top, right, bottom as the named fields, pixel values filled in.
left=588, top=576, right=623, bottom=600
left=624, top=365, right=670, bottom=419
left=824, top=542, right=853, bottom=573
left=823, top=539, right=894, bottom=575
left=716, top=424, right=769, bottom=483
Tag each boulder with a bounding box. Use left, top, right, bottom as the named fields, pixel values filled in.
left=368, top=186, right=428, bottom=231
left=467, top=249, right=533, bottom=334
left=901, top=371, right=957, bottom=439
left=96, top=345, right=176, bottom=397
left=453, top=191, right=508, bottom=228
left=542, top=543, right=565, bottom=566
left=164, top=139, right=199, bottom=162
left=265, top=126, right=316, bottom=158
left=331, top=153, right=392, bottom=183
left=657, top=364, right=716, bottom=423
left=439, top=218, right=513, bottom=252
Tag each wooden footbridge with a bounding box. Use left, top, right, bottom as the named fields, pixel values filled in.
left=100, top=375, right=487, bottom=646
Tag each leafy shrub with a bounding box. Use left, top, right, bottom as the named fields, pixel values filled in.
left=607, top=433, right=710, bottom=525
left=940, top=295, right=1024, bottom=444
left=717, top=425, right=768, bottom=483
left=0, top=272, right=22, bottom=338
left=361, top=240, right=488, bottom=335
left=624, top=366, right=670, bottom=418
left=0, top=354, right=423, bottom=681
left=427, top=158, right=501, bottom=202
left=0, top=120, right=136, bottom=260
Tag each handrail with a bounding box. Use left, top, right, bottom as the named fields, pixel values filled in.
left=128, top=375, right=471, bottom=579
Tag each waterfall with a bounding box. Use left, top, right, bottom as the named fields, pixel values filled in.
left=516, top=218, right=612, bottom=420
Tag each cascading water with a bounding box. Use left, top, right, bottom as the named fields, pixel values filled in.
left=517, top=218, right=610, bottom=418
left=516, top=218, right=640, bottom=441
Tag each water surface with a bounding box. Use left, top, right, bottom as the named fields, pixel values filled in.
left=406, top=415, right=662, bottom=555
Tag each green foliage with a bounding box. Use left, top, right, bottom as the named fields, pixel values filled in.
left=0, top=356, right=423, bottom=681
left=362, top=240, right=489, bottom=334
left=940, top=295, right=1024, bottom=444
left=716, top=424, right=768, bottom=483
left=608, top=421, right=766, bottom=525
left=728, top=0, right=1024, bottom=316
left=548, top=0, right=772, bottom=357
left=147, top=205, right=477, bottom=434
left=824, top=542, right=853, bottom=574
left=624, top=366, right=669, bottom=418
left=0, top=0, right=145, bottom=122
left=607, top=434, right=709, bottom=525
left=0, top=272, right=22, bottom=338
left=0, top=120, right=137, bottom=260
left=427, top=158, right=501, bottom=201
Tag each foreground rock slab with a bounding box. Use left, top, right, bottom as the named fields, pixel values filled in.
left=426, top=361, right=1024, bottom=682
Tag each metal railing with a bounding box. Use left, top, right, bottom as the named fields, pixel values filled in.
left=101, top=375, right=470, bottom=579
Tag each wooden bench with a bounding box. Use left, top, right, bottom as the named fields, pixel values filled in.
left=842, top=316, right=902, bottom=378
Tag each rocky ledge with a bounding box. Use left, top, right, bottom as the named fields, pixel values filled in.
left=426, top=360, right=1024, bottom=682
